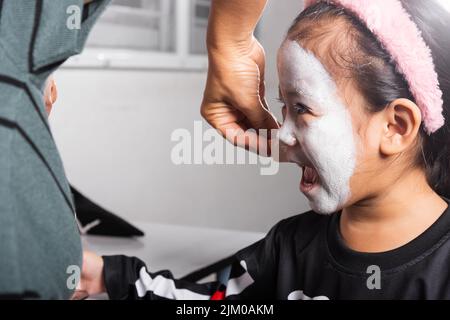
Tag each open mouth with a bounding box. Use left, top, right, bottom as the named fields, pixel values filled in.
left=300, top=165, right=320, bottom=193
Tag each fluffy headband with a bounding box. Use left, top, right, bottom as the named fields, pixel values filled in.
left=304, top=0, right=445, bottom=134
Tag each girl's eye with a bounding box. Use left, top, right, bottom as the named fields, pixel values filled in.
left=293, top=103, right=310, bottom=115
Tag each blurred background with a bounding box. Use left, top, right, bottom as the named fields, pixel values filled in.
left=50, top=0, right=309, bottom=233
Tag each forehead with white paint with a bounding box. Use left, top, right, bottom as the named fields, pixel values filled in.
left=277, top=40, right=339, bottom=113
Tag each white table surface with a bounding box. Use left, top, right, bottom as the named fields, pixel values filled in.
left=82, top=221, right=266, bottom=279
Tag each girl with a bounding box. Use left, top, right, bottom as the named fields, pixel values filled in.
left=79, top=0, right=450, bottom=299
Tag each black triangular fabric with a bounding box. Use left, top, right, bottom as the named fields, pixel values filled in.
left=71, top=186, right=144, bottom=238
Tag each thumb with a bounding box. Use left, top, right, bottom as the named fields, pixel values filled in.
left=239, top=93, right=279, bottom=131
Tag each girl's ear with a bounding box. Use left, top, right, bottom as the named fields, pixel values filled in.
left=379, top=98, right=422, bottom=156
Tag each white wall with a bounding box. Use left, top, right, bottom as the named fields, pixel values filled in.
left=50, top=0, right=308, bottom=232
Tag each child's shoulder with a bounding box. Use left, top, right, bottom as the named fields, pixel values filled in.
left=276, top=210, right=329, bottom=231
left=270, top=210, right=331, bottom=248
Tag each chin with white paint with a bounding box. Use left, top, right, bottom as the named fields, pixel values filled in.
left=277, top=40, right=357, bottom=215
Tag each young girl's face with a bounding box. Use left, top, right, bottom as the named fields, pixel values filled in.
left=277, top=32, right=384, bottom=214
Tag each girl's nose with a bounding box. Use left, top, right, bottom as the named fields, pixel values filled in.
left=278, top=122, right=297, bottom=147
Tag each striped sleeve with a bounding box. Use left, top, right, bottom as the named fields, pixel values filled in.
left=102, top=224, right=280, bottom=300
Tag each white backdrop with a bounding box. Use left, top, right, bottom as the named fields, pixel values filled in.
left=50, top=0, right=309, bottom=232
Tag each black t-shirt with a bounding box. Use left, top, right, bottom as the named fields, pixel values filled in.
left=103, top=198, right=450, bottom=300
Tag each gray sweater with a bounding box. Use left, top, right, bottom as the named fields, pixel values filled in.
left=0, top=0, right=109, bottom=299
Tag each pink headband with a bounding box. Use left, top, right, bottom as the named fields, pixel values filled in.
left=304, top=0, right=445, bottom=134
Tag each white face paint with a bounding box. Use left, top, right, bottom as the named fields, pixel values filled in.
left=277, top=40, right=357, bottom=214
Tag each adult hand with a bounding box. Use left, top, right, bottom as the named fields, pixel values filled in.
left=201, top=0, right=279, bottom=155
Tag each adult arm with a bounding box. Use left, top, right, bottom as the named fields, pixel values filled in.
left=201, top=0, right=279, bottom=155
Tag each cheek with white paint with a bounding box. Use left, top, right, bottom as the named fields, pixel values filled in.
left=277, top=40, right=357, bottom=214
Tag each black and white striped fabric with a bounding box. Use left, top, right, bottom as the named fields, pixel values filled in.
left=102, top=225, right=274, bottom=301
left=102, top=201, right=450, bottom=300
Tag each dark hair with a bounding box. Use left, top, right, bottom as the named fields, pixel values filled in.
left=289, top=0, right=450, bottom=199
